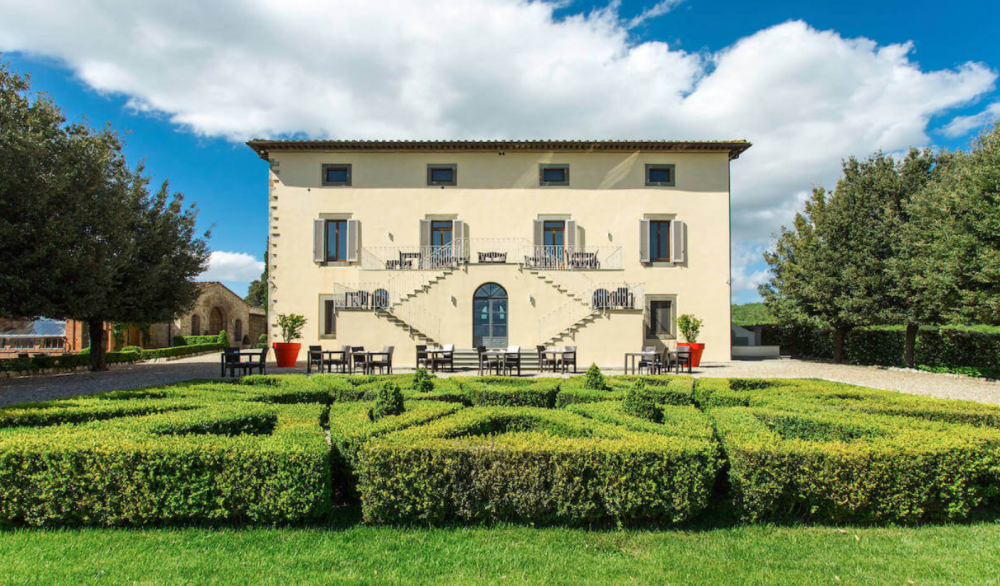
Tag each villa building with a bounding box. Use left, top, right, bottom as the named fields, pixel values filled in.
left=247, top=139, right=751, bottom=367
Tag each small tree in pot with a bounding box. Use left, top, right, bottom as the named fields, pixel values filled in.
left=677, top=314, right=706, bottom=367
left=273, top=313, right=307, bottom=367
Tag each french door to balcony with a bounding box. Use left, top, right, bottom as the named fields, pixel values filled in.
left=430, top=220, right=453, bottom=267
left=543, top=220, right=565, bottom=266
left=473, top=283, right=508, bottom=348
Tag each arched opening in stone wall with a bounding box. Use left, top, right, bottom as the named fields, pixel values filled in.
left=234, top=319, right=242, bottom=346
left=191, top=315, right=201, bottom=336
left=208, top=307, right=225, bottom=336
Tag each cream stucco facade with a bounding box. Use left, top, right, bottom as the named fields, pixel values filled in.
left=249, top=140, right=750, bottom=368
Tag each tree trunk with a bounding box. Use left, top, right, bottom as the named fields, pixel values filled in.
left=904, top=323, right=919, bottom=369
left=89, top=318, right=108, bottom=372
left=833, top=327, right=847, bottom=364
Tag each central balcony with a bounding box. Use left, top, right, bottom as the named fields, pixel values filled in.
left=361, top=239, right=623, bottom=271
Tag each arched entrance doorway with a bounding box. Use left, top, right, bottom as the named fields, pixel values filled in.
left=234, top=319, right=243, bottom=347
left=208, top=307, right=224, bottom=336
left=473, top=283, right=508, bottom=348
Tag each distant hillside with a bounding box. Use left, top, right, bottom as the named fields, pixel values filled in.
left=731, top=302, right=774, bottom=326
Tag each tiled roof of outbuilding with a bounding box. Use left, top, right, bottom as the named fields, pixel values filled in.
left=246, top=139, right=752, bottom=160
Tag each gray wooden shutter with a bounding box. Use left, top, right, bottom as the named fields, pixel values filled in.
left=452, top=219, right=465, bottom=261
left=313, top=219, right=326, bottom=262
left=639, top=219, right=650, bottom=263
left=533, top=219, right=543, bottom=248
left=565, top=219, right=577, bottom=249
left=419, top=219, right=431, bottom=249
left=670, top=219, right=685, bottom=264
left=346, top=219, right=360, bottom=262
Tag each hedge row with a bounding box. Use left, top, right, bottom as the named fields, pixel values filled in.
left=0, top=397, right=332, bottom=526
left=182, top=334, right=226, bottom=345
left=357, top=406, right=721, bottom=524
left=0, top=349, right=142, bottom=373
left=140, top=342, right=225, bottom=360
left=760, top=325, right=1000, bottom=374
left=5, top=374, right=1000, bottom=527
left=696, top=377, right=1000, bottom=523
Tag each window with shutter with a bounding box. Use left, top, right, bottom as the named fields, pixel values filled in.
left=639, top=219, right=650, bottom=263
left=670, top=219, right=686, bottom=264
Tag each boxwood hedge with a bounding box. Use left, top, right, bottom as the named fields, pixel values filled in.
left=698, top=377, right=1000, bottom=523
left=459, top=377, right=561, bottom=408
left=356, top=405, right=720, bottom=525
left=557, top=375, right=694, bottom=407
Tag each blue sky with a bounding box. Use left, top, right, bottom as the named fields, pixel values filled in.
left=1, top=0, right=998, bottom=303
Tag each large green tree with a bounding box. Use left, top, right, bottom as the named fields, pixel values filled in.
left=760, top=152, right=913, bottom=362
left=903, top=124, right=1000, bottom=330
left=0, top=62, right=209, bottom=371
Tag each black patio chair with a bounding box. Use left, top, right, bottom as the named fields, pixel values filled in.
left=245, top=346, right=268, bottom=375
left=370, top=346, right=394, bottom=375
left=306, top=345, right=323, bottom=374
left=221, top=346, right=244, bottom=378
left=477, top=346, right=501, bottom=376
left=560, top=346, right=577, bottom=373
left=326, top=345, right=351, bottom=373
left=536, top=345, right=556, bottom=372
left=674, top=346, right=693, bottom=374
left=503, top=345, right=522, bottom=376
left=415, top=344, right=429, bottom=370
left=350, top=346, right=367, bottom=374
left=638, top=345, right=658, bottom=374
left=432, top=344, right=455, bottom=372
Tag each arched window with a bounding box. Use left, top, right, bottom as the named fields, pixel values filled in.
left=473, top=283, right=508, bottom=348
left=234, top=319, right=243, bottom=346
left=191, top=315, right=201, bottom=336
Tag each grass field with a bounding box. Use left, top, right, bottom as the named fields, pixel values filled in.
left=3, top=520, right=1000, bottom=585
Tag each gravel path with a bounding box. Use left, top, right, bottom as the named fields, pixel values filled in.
left=0, top=353, right=306, bottom=407
left=3, top=355, right=999, bottom=407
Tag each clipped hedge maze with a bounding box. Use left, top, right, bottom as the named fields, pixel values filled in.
left=357, top=405, right=721, bottom=524
left=697, top=378, right=1000, bottom=523
left=1, top=372, right=1000, bottom=527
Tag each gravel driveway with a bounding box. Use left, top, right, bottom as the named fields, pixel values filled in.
left=3, top=354, right=999, bottom=407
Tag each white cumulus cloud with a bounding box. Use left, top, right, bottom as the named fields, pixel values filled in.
left=942, top=101, right=1000, bottom=138
left=0, top=1, right=995, bottom=295
left=199, top=251, right=264, bottom=282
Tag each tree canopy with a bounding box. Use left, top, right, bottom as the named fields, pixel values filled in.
left=0, top=62, right=209, bottom=370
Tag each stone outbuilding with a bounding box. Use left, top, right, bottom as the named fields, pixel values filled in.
left=147, top=282, right=266, bottom=348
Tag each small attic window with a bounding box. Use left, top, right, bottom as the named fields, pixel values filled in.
left=322, top=164, right=352, bottom=186
left=539, top=164, right=569, bottom=186
left=427, top=164, right=457, bottom=186
left=645, top=164, right=675, bottom=187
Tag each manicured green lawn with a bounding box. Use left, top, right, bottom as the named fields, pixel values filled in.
left=2, top=520, right=999, bottom=585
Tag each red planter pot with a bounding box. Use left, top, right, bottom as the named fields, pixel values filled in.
left=272, top=342, right=301, bottom=368
left=677, top=342, right=705, bottom=367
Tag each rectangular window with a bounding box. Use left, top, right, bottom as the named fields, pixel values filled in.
left=321, top=164, right=352, bottom=186
left=12, top=338, right=34, bottom=349
left=543, top=221, right=565, bottom=246
left=41, top=338, right=62, bottom=349
left=427, top=164, right=457, bottom=186
left=325, top=220, right=348, bottom=261
left=645, top=164, right=676, bottom=187
left=323, top=299, right=336, bottom=336
left=649, top=221, right=671, bottom=261
left=539, top=164, right=569, bottom=186
left=648, top=300, right=672, bottom=336
left=431, top=221, right=453, bottom=247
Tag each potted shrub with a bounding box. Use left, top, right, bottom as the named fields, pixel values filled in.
left=677, top=314, right=705, bottom=367
left=272, top=313, right=307, bottom=367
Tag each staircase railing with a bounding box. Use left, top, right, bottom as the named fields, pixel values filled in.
left=538, top=282, right=645, bottom=344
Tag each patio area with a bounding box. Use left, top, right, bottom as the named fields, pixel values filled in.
left=3, top=351, right=1000, bottom=407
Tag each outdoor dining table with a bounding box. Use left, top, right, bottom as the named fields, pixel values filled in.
left=306, top=349, right=348, bottom=374
left=540, top=349, right=572, bottom=373
left=351, top=350, right=389, bottom=375
left=623, top=351, right=659, bottom=375
left=220, top=349, right=265, bottom=377
left=424, top=348, right=452, bottom=372
left=482, top=349, right=508, bottom=375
